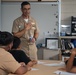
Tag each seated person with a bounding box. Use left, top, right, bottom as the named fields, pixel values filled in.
left=64, top=48, right=76, bottom=73
left=9, top=36, right=37, bottom=67
left=0, top=31, right=31, bottom=75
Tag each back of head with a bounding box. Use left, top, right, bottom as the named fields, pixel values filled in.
left=12, top=36, right=21, bottom=49
left=21, top=1, right=30, bottom=9
left=0, top=31, right=13, bottom=46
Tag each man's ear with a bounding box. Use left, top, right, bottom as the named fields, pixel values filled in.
left=8, top=42, right=13, bottom=50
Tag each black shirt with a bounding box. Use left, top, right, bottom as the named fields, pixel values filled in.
left=65, top=58, right=76, bottom=66
left=9, top=50, right=31, bottom=65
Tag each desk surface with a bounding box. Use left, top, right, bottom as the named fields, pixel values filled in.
left=9, top=60, right=64, bottom=75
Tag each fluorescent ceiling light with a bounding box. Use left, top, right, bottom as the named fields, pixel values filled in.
left=61, top=25, right=70, bottom=28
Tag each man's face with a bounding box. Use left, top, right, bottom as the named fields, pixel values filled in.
left=21, top=4, right=31, bottom=17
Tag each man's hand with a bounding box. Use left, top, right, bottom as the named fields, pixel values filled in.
left=32, top=60, right=37, bottom=64
left=29, top=37, right=35, bottom=43
left=31, top=38, right=35, bottom=43
left=24, top=22, right=32, bottom=30
left=27, top=61, right=34, bottom=67
left=26, top=66, right=31, bottom=71
left=20, top=62, right=26, bottom=67
left=20, top=62, right=31, bottom=71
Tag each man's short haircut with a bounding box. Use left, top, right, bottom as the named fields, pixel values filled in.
left=0, top=31, right=13, bottom=46
left=12, top=36, right=21, bottom=49
left=21, top=1, right=30, bottom=9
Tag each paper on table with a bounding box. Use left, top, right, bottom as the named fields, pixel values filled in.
left=38, top=61, right=46, bottom=64
left=43, top=62, right=65, bottom=67
left=31, top=68, right=39, bottom=71
left=54, top=70, right=76, bottom=75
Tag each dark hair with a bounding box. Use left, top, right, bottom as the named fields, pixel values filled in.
left=21, top=1, right=30, bottom=9
left=0, top=31, right=13, bottom=46
left=12, top=36, right=21, bottom=49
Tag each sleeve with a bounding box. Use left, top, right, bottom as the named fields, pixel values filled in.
left=65, top=58, right=76, bottom=66
left=3, top=52, right=21, bottom=73
left=35, top=21, right=40, bottom=33
left=0, top=69, right=8, bottom=75
left=20, top=51, right=31, bottom=65
left=12, top=20, right=19, bottom=33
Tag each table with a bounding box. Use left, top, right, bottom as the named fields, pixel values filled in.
left=9, top=60, right=64, bottom=75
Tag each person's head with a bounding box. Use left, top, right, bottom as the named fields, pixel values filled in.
left=12, top=36, right=21, bottom=50
left=21, top=1, right=31, bottom=17
left=0, top=31, right=13, bottom=51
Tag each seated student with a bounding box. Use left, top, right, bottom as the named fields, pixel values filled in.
left=0, top=31, right=31, bottom=75
left=9, top=36, right=37, bottom=67
left=65, top=48, right=76, bottom=73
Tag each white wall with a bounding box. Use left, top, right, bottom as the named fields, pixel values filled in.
left=1, top=1, right=60, bottom=44
left=61, top=0, right=76, bottom=25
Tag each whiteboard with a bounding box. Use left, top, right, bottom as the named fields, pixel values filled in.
left=1, top=1, right=60, bottom=44
left=0, top=0, right=1, bottom=30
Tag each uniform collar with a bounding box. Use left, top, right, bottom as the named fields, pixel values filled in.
left=21, top=15, right=32, bottom=20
